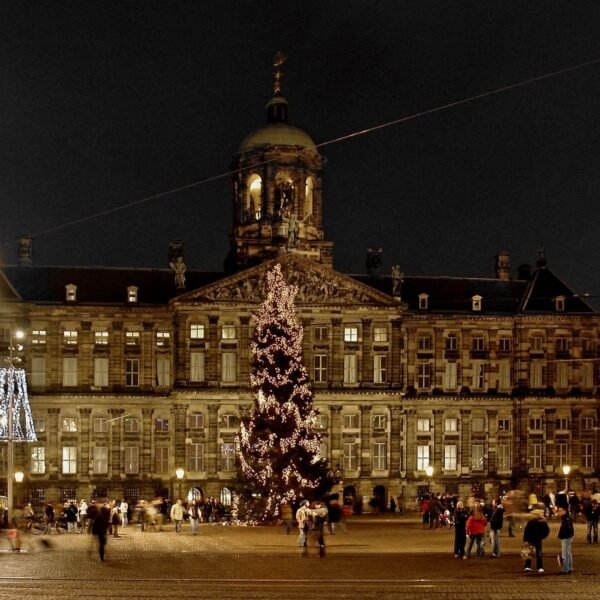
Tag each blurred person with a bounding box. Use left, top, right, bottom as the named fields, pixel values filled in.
left=453, top=501, right=468, bottom=558
left=583, top=499, right=599, bottom=544
left=523, top=509, right=549, bottom=573
left=170, top=499, right=185, bottom=534
left=92, top=503, right=110, bottom=561
left=557, top=506, right=575, bottom=575
left=188, top=499, right=201, bottom=535
left=280, top=500, right=293, bottom=534
left=295, top=500, right=310, bottom=548
left=466, top=506, right=487, bottom=558
left=489, top=498, right=505, bottom=558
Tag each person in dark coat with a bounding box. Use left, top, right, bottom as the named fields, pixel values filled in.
left=523, top=509, right=550, bottom=573
left=453, top=501, right=468, bottom=558
left=92, top=503, right=111, bottom=561
left=557, top=506, right=575, bottom=574
left=489, top=498, right=505, bottom=557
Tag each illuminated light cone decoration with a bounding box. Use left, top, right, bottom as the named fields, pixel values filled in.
left=236, top=264, right=327, bottom=520
left=0, top=368, right=37, bottom=441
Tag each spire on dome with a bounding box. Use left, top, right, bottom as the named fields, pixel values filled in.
left=267, top=52, right=288, bottom=124
left=272, top=51, right=286, bottom=95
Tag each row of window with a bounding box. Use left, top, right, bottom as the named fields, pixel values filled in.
left=17, top=440, right=594, bottom=477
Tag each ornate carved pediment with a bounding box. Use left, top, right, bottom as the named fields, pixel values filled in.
left=174, top=255, right=395, bottom=307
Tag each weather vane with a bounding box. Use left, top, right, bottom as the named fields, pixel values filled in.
left=272, top=51, right=286, bottom=95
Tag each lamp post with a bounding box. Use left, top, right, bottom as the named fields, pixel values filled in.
left=4, top=330, right=24, bottom=526
left=175, top=467, right=185, bottom=501
left=562, top=464, right=571, bottom=492
left=425, top=464, right=434, bottom=496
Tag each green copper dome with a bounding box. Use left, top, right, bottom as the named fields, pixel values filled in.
left=238, top=122, right=316, bottom=153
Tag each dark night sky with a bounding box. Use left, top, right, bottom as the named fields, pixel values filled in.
left=2, top=1, right=600, bottom=305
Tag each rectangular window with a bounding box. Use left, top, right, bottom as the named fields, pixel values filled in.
left=314, top=326, right=329, bottom=341
left=556, top=417, right=569, bottom=431
left=94, top=357, right=109, bottom=387
left=93, top=417, right=108, bottom=433
left=581, top=417, right=594, bottom=431
left=156, top=331, right=170, bottom=347
left=530, top=362, right=543, bottom=388
left=313, top=354, right=328, bottom=383
left=531, top=336, right=544, bottom=352
left=220, top=414, right=239, bottom=429
left=498, top=444, right=511, bottom=470
left=124, top=417, right=139, bottom=433
left=417, top=418, right=430, bottom=432
left=93, top=446, right=108, bottom=474
left=373, top=414, right=387, bottom=429
left=315, top=414, right=328, bottom=430
left=33, top=415, right=46, bottom=433
left=221, top=442, right=235, bottom=471
left=556, top=443, right=568, bottom=467
left=583, top=443, right=593, bottom=469
left=472, top=363, right=485, bottom=389
left=444, top=362, right=457, bottom=390
left=556, top=363, right=569, bottom=388
left=190, top=352, right=205, bottom=382
left=154, top=447, right=169, bottom=473
left=221, top=352, right=237, bottom=382
left=445, top=334, right=458, bottom=351
left=344, top=327, right=358, bottom=342
left=188, top=443, right=204, bottom=472
left=417, top=445, right=430, bottom=471
left=556, top=337, right=569, bottom=352
left=498, top=418, right=511, bottom=432
left=582, top=363, right=594, bottom=389
left=124, top=446, right=139, bottom=474
left=343, top=354, right=357, bottom=383
left=529, top=417, right=543, bottom=431
left=32, top=329, right=47, bottom=345
left=498, top=337, right=512, bottom=352
left=30, top=356, right=46, bottom=387
left=125, top=331, right=140, bottom=346
left=190, top=324, right=205, bottom=339
left=373, top=355, right=387, bottom=383
left=471, top=444, right=484, bottom=471
left=189, top=413, right=204, bottom=429
left=156, top=357, right=171, bottom=387
left=221, top=324, right=236, bottom=340
left=62, top=357, right=78, bottom=387
left=62, top=447, right=77, bottom=474
left=498, top=362, right=511, bottom=391
left=31, top=446, right=45, bottom=474
left=445, top=418, right=458, bottom=432
left=343, top=414, right=359, bottom=429
left=155, top=418, right=169, bottom=433
left=530, top=443, right=543, bottom=470
left=472, top=418, right=485, bottom=432
left=372, top=442, right=387, bottom=470
left=472, top=336, right=485, bottom=351
left=94, top=331, right=109, bottom=345
left=444, top=444, right=457, bottom=470
left=417, top=362, right=431, bottom=389
left=373, top=327, right=388, bottom=342
left=62, top=417, right=77, bottom=432
left=125, top=359, right=140, bottom=387
left=418, top=335, right=432, bottom=351
left=343, top=442, right=358, bottom=470
left=63, top=330, right=78, bottom=345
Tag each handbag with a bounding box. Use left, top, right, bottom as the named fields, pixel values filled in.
left=520, top=543, right=533, bottom=560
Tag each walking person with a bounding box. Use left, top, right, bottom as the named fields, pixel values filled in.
left=453, top=501, right=468, bottom=558
left=43, top=503, right=54, bottom=535
left=466, top=506, right=487, bottom=558
left=66, top=502, right=79, bottom=533
left=280, top=501, right=293, bottom=534
left=310, top=501, right=329, bottom=557
left=170, top=498, right=185, bottom=534
left=523, top=509, right=550, bottom=573
left=119, top=499, right=129, bottom=527
left=110, top=502, right=121, bottom=538
left=489, top=498, right=505, bottom=557
left=584, top=499, right=599, bottom=544
left=557, top=506, right=575, bottom=574
left=188, top=499, right=200, bottom=535
left=92, top=503, right=111, bottom=561
left=295, top=500, right=310, bottom=549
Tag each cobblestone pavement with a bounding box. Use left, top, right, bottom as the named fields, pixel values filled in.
left=0, top=516, right=598, bottom=599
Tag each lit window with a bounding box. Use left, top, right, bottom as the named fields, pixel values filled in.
left=220, top=414, right=239, bottom=429
left=498, top=362, right=511, bottom=391
left=472, top=295, right=482, bottom=311
left=417, top=418, right=430, bottom=432
left=556, top=442, right=568, bottom=467
left=471, top=444, right=484, bottom=471
left=417, top=445, right=430, bottom=471
left=155, top=418, right=169, bottom=433
left=189, top=413, right=204, bottom=429
left=247, top=174, right=263, bottom=220
left=93, top=418, right=108, bottom=433
left=190, top=324, right=205, bottom=339
left=65, top=284, right=77, bottom=302
left=444, top=363, right=457, bottom=390
left=124, top=446, right=139, bottom=474
left=31, top=447, right=45, bottom=474
left=63, top=330, right=78, bottom=345
left=498, top=444, right=511, bottom=470
left=62, top=447, right=77, bottom=474
left=156, top=358, right=171, bottom=387
left=221, top=324, right=236, bottom=340
left=30, top=356, right=46, bottom=387
left=221, top=352, right=237, bottom=382
left=472, top=417, right=485, bottom=432
left=530, top=443, right=543, bottom=470
left=93, top=446, right=108, bottom=474
left=472, top=363, right=485, bottom=390
left=221, top=443, right=235, bottom=471
left=190, top=352, right=205, bottom=382
left=444, top=418, right=458, bottom=432
left=32, top=330, right=47, bottom=345
left=373, top=327, right=388, bottom=342
left=62, top=418, right=78, bottom=432
left=156, top=331, right=170, bottom=347
left=374, top=355, right=387, bottom=383
left=155, top=447, right=169, bottom=473
left=498, top=418, right=511, bottom=432
left=125, top=331, right=140, bottom=346
left=343, top=442, right=358, bottom=470
left=583, top=443, right=593, bottom=469
left=417, top=363, right=431, bottom=389
left=188, top=443, right=204, bottom=472
left=33, top=416, right=46, bottom=433
left=343, top=354, right=357, bottom=384
left=127, top=286, right=138, bottom=303
left=344, top=327, right=358, bottom=342
left=94, top=358, right=109, bottom=387
left=444, top=444, right=457, bottom=470
left=124, top=417, right=139, bottom=433
left=372, top=442, right=387, bottom=470
left=530, top=362, right=543, bottom=387
left=94, top=331, right=109, bottom=345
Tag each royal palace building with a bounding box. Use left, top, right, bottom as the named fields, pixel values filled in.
left=1, top=58, right=599, bottom=510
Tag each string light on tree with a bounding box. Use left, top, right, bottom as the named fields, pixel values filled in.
left=235, top=264, right=328, bottom=521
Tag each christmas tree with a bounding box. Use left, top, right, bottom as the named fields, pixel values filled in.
left=236, top=264, right=328, bottom=521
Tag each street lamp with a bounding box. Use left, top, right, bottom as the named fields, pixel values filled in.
left=425, top=465, right=434, bottom=495
left=175, top=467, right=185, bottom=501
left=562, top=464, right=571, bottom=492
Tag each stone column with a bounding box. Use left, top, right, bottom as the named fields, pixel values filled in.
left=571, top=407, right=582, bottom=469
left=433, top=409, right=444, bottom=472
left=174, top=313, right=187, bottom=386
left=545, top=408, right=556, bottom=474
left=331, top=318, right=343, bottom=386
left=142, top=322, right=154, bottom=391
left=47, top=408, right=60, bottom=478
left=406, top=327, right=416, bottom=388
left=239, top=316, right=251, bottom=386
left=111, top=321, right=124, bottom=390
left=80, top=321, right=92, bottom=388
left=390, top=319, right=403, bottom=388
left=171, top=404, right=189, bottom=470
left=207, top=404, right=219, bottom=477
left=361, top=318, right=372, bottom=385
left=330, top=406, right=342, bottom=464
left=78, top=408, right=92, bottom=479
left=142, top=408, right=154, bottom=475
left=360, top=404, right=372, bottom=474
left=207, top=316, right=219, bottom=384
left=389, top=405, right=401, bottom=478
left=487, top=409, right=498, bottom=474
left=109, top=408, right=125, bottom=478
left=404, top=409, right=416, bottom=477
left=460, top=409, right=471, bottom=473
left=434, top=327, right=444, bottom=388
left=47, top=322, right=60, bottom=389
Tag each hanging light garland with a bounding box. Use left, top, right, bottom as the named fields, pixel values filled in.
left=0, top=368, right=37, bottom=442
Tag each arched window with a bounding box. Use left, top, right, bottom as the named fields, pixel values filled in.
left=220, top=487, right=232, bottom=507
left=304, top=176, right=314, bottom=218
left=246, top=174, right=262, bottom=220
left=274, top=171, right=293, bottom=216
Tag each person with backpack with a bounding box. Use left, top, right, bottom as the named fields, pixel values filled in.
left=523, top=509, right=550, bottom=573
left=557, top=506, right=575, bottom=574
